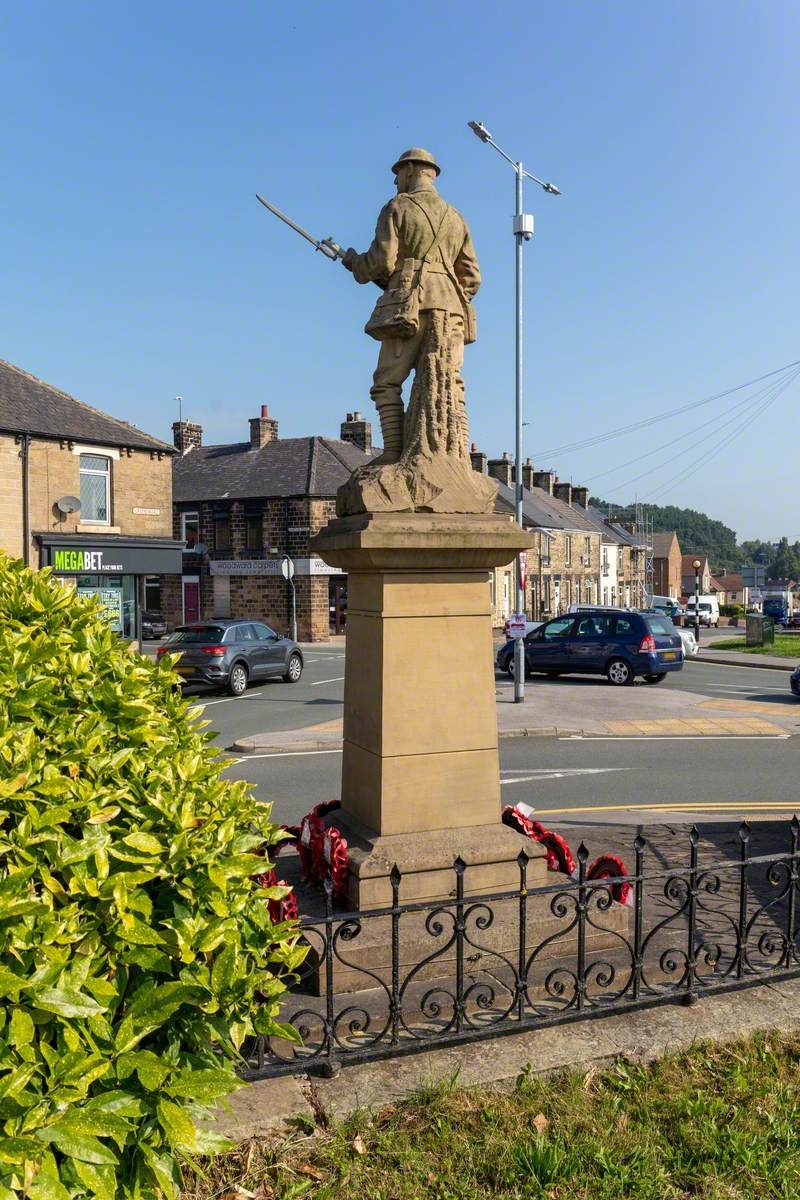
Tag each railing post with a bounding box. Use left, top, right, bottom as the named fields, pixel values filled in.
left=576, top=843, right=588, bottom=1012
left=390, top=864, right=402, bottom=1045
left=517, top=850, right=528, bottom=1021
left=684, top=826, right=700, bottom=1006
left=737, top=821, right=751, bottom=980
left=784, top=816, right=799, bottom=968
left=632, top=831, right=645, bottom=1001
left=321, top=872, right=340, bottom=1077
left=454, top=857, right=466, bottom=1033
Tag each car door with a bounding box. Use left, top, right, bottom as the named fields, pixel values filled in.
left=233, top=622, right=264, bottom=677
left=569, top=614, right=614, bottom=674
left=526, top=616, right=576, bottom=671
left=252, top=622, right=287, bottom=675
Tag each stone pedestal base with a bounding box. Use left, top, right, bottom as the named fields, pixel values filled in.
left=311, top=510, right=536, bottom=909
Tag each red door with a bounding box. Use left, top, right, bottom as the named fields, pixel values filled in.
left=182, top=579, right=200, bottom=624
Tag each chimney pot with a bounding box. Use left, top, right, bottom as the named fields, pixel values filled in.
left=261, top=404, right=268, bottom=418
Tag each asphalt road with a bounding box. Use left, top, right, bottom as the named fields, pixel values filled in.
left=173, top=647, right=799, bottom=831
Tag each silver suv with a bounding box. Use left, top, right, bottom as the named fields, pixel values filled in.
left=157, top=619, right=303, bottom=695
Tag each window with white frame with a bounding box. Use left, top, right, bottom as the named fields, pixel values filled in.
left=181, top=511, right=200, bottom=550
left=564, top=536, right=572, bottom=565
left=79, top=454, right=110, bottom=523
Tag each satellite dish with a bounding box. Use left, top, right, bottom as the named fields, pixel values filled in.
left=56, top=495, right=81, bottom=515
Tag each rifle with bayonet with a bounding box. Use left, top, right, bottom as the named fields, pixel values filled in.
left=256, top=193, right=345, bottom=262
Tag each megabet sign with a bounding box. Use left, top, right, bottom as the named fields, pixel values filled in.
left=52, top=548, right=123, bottom=572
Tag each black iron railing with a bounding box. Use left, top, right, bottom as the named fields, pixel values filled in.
left=243, top=820, right=800, bottom=1079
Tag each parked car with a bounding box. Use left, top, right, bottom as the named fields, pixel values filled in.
left=156, top=620, right=303, bottom=694
left=783, top=612, right=800, bottom=630
left=141, top=610, right=167, bottom=639
left=676, top=626, right=699, bottom=657
left=495, top=608, right=684, bottom=686
left=791, top=665, right=800, bottom=699
left=647, top=595, right=684, bottom=621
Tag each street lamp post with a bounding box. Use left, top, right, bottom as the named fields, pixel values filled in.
left=692, top=559, right=702, bottom=649
left=468, top=121, right=561, bottom=703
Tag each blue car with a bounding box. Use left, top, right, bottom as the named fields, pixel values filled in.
left=496, top=608, right=684, bottom=686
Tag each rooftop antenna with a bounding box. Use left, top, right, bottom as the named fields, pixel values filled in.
left=176, top=395, right=183, bottom=423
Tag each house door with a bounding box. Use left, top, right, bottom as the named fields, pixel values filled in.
left=182, top=577, right=200, bottom=624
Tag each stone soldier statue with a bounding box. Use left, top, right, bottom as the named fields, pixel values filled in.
left=338, top=148, right=497, bottom=516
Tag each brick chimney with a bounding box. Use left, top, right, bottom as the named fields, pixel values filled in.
left=172, top=420, right=202, bottom=453
left=250, top=404, right=279, bottom=449
left=487, top=451, right=513, bottom=487
left=470, top=442, right=488, bottom=474
left=572, top=486, right=589, bottom=509
left=517, top=456, right=535, bottom=490
left=554, top=482, right=573, bottom=506
left=340, top=410, right=372, bottom=453
left=532, top=470, right=556, bottom=495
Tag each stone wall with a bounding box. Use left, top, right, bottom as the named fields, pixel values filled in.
left=0, top=434, right=173, bottom=565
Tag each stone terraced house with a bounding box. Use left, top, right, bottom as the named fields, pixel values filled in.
left=165, top=407, right=375, bottom=641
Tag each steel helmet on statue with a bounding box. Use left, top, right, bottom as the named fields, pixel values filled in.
left=391, top=147, right=441, bottom=176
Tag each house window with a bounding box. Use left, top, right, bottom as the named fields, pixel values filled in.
left=214, top=516, right=232, bottom=551
left=79, top=454, right=110, bottom=523
left=584, top=537, right=591, bottom=563
left=245, top=514, right=262, bottom=550
left=565, top=536, right=572, bottom=566
left=181, top=511, right=200, bottom=551
left=585, top=579, right=593, bottom=601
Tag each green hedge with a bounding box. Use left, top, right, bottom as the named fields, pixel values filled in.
left=0, top=553, right=304, bottom=1199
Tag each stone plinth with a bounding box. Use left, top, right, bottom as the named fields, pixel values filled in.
left=311, top=511, right=539, bottom=907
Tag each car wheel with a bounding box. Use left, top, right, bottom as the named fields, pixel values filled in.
left=505, top=658, right=515, bottom=678
left=227, top=662, right=249, bottom=696
left=643, top=673, right=667, bottom=684
left=606, top=658, right=634, bottom=687
left=284, top=652, right=303, bottom=683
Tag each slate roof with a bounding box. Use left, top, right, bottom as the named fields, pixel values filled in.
left=0, top=359, right=174, bottom=453
left=584, top=504, right=644, bottom=548
left=172, top=436, right=376, bottom=502
left=494, top=480, right=600, bottom=533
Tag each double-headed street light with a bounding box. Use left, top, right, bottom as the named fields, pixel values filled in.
left=468, top=121, right=561, bottom=703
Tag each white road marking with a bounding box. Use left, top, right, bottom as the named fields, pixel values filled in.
left=500, top=767, right=634, bottom=785
left=310, top=676, right=345, bottom=686
left=704, top=685, right=790, bottom=693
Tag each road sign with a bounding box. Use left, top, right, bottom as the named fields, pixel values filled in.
left=508, top=612, right=528, bottom=639
left=741, top=565, right=766, bottom=588
left=281, top=555, right=295, bottom=580
left=517, top=551, right=527, bottom=591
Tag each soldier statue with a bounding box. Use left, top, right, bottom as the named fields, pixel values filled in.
left=341, top=148, right=482, bottom=476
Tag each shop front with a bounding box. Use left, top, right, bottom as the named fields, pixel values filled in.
left=37, top=534, right=184, bottom=642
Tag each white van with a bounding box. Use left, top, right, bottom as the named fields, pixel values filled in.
left=685, top=594, right=720, bottom=627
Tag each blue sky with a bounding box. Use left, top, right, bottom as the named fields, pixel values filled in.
left=2, top=1, right=797, bottom=540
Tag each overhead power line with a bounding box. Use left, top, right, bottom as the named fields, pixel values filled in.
left=533, top=358, right=800, bottom=459
left=586, top=366, right=799, bottom=493
left=643, top=365, right=800, bottom=504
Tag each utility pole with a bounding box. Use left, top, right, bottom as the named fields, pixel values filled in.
left=468, top=120, right=561, bottom=702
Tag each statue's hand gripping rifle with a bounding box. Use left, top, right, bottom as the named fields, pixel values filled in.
left=256, top=193, right=344, bottom=261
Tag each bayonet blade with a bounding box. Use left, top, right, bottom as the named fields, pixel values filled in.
left=255, top=193, right=340, bottom=258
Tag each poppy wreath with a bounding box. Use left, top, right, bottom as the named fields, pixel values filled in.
left=587, top=853, right=633, bottom=906
left=322, top=826, right=350, bottom=901
left=501, top=805, right=576, bottom=876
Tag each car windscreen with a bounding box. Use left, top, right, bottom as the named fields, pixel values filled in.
left=644, top=616, right=676, bottom=637
left=164, top=626, right=225, bottom=644
left=143, top=611, right=162, bottom=620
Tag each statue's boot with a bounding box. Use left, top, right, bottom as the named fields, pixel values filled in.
left=368, top=400, right=404, bottom=466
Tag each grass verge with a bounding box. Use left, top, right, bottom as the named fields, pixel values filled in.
left=710, top=636, right=800, bottom=658
left=183, top=1031, right=800, bottom=1199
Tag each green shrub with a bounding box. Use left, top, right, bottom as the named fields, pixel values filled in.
left=0, top=553, right=305, bottom=1199
left=720, top=604, right=744, bottom=617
